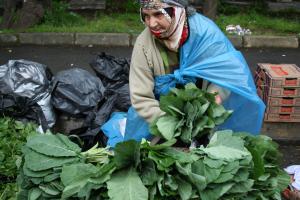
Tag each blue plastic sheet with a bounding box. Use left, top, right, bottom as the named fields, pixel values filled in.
left=154, top=13, right=265, bottom=134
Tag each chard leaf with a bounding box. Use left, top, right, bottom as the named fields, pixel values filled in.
left=141, top=139, right=177, bottom=151
left=214, top=171, right=235, bottom=183
left=234, top=168, right=250, bottom=182
left=168, top=105, right=185, bottom=116
left=156, top=116, right=178, bottom=140
left=200, top=182, right=234, bottom=200
left=180, top=125, right=193, bottom=143
left=276, top=170, right=291, bottom=192
left=228, top=180, right=254, bottom=193
left=56, top=134, right=82, bottom=153
left=148, top=151, right=175, bottom=171
left=175, top=176, right=192, bottom=200
left=39, top=184, right=61, bottom=196
left=202, top=157, right=225, bottom=169
left=25, top=149, right=79, bottom=171
left=114, top=140, right=140, bottom=169
left=160, top=95, right=184, bottom=114
left=43, top=173, right=60, bottom=183
left=208, top=103, right=226, bottom=118
left=89, top=162, right=116, bottom=185
left=208, top=130, right=245, bottom=150
left=141, top=159, right=158, bottom=186
left=61, top=163, right=98, bottom=199
left=214, top=110, right=233, bottom=125
left=26, top=134, right=81, bottom=157
left=77, top=182, right=103, bottom=198
left=191, top=116, right=208, bottom=137
left=28, top=188, right=42, bottom=200
left=149, top=118, right=160, bottom=136
left=199, top=101, right=210, bottom=116
left=23, top=164, right=52, bottom=178
left=107, top=167, right=148, bottom=200
left=222, top=160, right=240, bottom=173
left=61, top=163, right=98, bottom=186
left=184, top=101, right=196, bottom=122
left=203, top=145, right=249, bottom=161
left=188, top=172, right=207, bottom=192
left=165, top=174, right=178, bottom=191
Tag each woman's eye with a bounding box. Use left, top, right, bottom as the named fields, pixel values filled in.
left=154, top=12, right=164, bottom=18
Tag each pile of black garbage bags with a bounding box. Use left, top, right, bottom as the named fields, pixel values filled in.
left=0, top=53, right=131, bottom=150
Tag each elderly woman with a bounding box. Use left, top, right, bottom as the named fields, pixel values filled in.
left=124, top=0, right=265, bottom=142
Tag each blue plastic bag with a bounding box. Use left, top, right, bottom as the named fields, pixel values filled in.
left=101, top=112, right=126, bottom=147
left=124, top=106, right=152, bottom=142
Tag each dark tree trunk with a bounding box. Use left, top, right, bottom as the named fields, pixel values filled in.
left=0, top=0, right=52, bottom=30
left=203, top=0, right=218, bottom=20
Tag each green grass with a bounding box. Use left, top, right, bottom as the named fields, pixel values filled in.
left=0, top=10, right=299, bottom=36
left=216, top=11, right=300, bottom=35
left=26, top=13, right=144, bottom=34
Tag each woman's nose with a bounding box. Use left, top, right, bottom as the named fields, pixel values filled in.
left=148, top=17, right=158, bottom=28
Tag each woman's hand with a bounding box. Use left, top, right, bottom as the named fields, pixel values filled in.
left=215, top=94, right=222, bottom=105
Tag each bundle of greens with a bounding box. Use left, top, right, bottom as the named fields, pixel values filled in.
left=237, top=133, right=290, bottom=199
left=150, top=83, right=233, bottom=144
left=17, top=130, right=289, bottom=200
left=0, top=117, right=38, bottom=200
left=17, top=133, right=114, bottom=199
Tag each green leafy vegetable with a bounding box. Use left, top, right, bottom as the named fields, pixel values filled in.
left=150, top=83, right=233, bottom=144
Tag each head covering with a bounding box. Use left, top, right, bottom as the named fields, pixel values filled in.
left=139, top=0, right=193, bottom=52
left=139, top=0, right=196, bottom=15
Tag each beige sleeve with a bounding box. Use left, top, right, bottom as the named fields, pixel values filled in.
left=129, top=44, right=165, bottom=123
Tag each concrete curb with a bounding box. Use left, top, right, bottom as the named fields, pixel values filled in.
left=19, top=33, right=74, bottom=45
left=75, top=33, right=130, bottom=46
left=0, top=33, right=299, bottom=48
left=244, top=35, right=299, bottom=48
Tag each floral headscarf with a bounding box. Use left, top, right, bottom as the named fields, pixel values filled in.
left=139, top=0, right=189, bottom=52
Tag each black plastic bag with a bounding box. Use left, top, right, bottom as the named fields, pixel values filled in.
left=90, top=53, right=131, bottom=111
left=51, top=68, right=105, bottom=115
left=90, top=52, right=130, bottom=89
left=112, top=83, right=131, bottom=111
left=0, top=60, right=55, bottom=130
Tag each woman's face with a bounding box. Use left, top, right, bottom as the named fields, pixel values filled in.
left=142, top=8, right=171, bottom=36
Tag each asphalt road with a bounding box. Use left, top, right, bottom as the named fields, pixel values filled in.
left=0, top=45, right=300, bottom=167
left=0, top=45, right=299, bottom=75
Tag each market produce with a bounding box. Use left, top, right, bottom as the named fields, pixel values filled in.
left=17, top=130, right=289, bottom=200
left=150, top=83, right=233, bottom=144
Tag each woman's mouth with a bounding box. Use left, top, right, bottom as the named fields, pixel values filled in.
left=151, top=29, right=164, bottom=34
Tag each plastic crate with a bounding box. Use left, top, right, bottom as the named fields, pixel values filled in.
left=267, top=106, right=300, bottom=114
left=264, top=113, right=300, bottom=122
left=267, top=97, right=300, bottom=107
left=256, top=63, right=300, bottom=88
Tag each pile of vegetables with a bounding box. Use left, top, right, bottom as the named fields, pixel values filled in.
left=150, top=83, right=232, bottom=144
left=0, top=117, right=38, bottom=200
left=1, top=83, right=288, bottom=199
left=17, top=130, right=289, bottom=200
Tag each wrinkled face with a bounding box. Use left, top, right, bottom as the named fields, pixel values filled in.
left=142, top=8, right=171, bottom=37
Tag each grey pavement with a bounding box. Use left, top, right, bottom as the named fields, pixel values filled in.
left=0, top=33, right=299, bottom=48
left=0, top=45, right=300, bottom=166
left=0, top=45, right=299, bottom=74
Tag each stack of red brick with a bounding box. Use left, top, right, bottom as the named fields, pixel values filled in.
left=255, top=63, right=300, bottom=122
